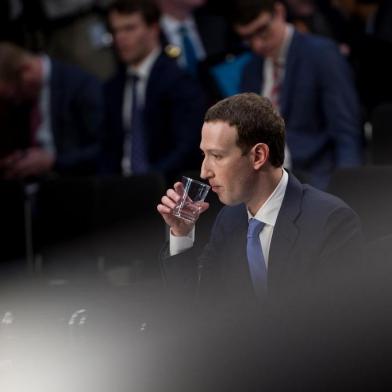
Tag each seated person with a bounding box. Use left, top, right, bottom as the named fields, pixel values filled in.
left=0, top=42, right=104, bottom=179
left=100, top=0, right=206, bottom=180
left=157, top=93, right=363, bottom=308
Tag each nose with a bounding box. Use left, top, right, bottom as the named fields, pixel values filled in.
left=200, top=157, right=212, bottom=180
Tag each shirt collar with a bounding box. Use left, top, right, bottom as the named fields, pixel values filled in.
left=127, top=46, right=161, bottom=80
left=40, top=55, right=51, bottom=85
left=161, top=13, right=196, bottom=34
left=247, top=169, right=289, bottom=227
left=275, top=24, right=294, bottom=66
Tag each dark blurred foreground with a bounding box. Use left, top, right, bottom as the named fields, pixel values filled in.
left=2, top=244, right=392, bottom=392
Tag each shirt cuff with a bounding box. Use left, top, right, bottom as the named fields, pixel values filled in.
left=169, top=227, right=195, bottom=256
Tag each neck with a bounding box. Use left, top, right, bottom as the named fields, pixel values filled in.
left=247, top=166, right=283, bottom=216
left=130, top=43, right=158, bottom=69
left=270, top=24, right=287, bottom=61
left=161, top=3, right=192, bottom=21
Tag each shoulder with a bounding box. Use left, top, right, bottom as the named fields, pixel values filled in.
left=293, top=31, right=340, bottom=61
left=50, top=58, right=101, bottom=93
left=51, top=59, right=98, bottom=82
left=303, top=184, right=351, bottom=211
left=285, top=174, right=357, bottom=222
left=300, top=183, right=360, bottom=230
left=295, top=31, right=336, bottom=50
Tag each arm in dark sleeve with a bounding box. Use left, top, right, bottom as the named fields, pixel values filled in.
left=315, top=205, right=364, bottom=299
left=162, top=207, right=226, bottom=300
left=54, top=75, right=104, bottom=174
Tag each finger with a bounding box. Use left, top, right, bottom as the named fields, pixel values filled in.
left=173, top=182, right=184, bottom=193
left=157, top=204, right=172, bottom=215
left=166, top=188, right=181, bottom=203
left=162, top=194, right=179, bottom=209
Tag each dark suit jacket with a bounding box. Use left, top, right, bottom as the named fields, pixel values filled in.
left=101, top=51, right=206, bottom=178
left=241, top=31, right=362, bottom=190
left=49, top=59, right=103, bottom=174
left=164, top=174, right=363, bottom=307
left=0, top=58, right=104, bottom=176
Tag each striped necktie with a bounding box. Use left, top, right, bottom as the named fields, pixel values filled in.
left=128, top=73, right=148, bottom=174
left=178, top=24, right=198, bottom=76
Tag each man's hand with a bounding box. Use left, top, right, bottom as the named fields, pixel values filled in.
left=157, top=182, right=209, bottom=237
left=0, top=148, right=55, bottom=179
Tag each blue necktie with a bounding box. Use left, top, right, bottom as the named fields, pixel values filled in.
left=247, top=218, right=267, bottom=298
left=178, top=25, right=198, bottom=76
left=129, top=73, right=148, bottom=174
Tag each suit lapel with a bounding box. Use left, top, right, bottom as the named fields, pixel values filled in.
left=144, top=52, right=163, bottom=105
left=268, top=174, right=302, bottom=285
left=280, top=31, right=300, bottom=118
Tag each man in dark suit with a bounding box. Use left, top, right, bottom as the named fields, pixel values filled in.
left=157, top=93, right=363, bottom=307
left=232, top=0, right=362, bottom=190
left=0, top=42, right=103, bottom=178
left=101, top=0, right=206, bottom=179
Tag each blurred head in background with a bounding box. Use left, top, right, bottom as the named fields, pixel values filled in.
left=0, top=42, right=43, bottom=102
left=230, top=0, right=287, bottom=60
left=107, top=0, right=161, bottom=66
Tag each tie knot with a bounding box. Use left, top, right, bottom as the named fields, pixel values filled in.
left=248, top=218, right=265, bottom=238
left=178, top=24, right=188, bottom=35
left=129, top=73, right=140, bottom=84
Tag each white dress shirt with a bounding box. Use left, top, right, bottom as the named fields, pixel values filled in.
left=160, top=14, right=206, bottom=68
left=36, top=55, right=56, bottom=155
left=170, top=169, right=289, bottom=268
left=121, top=47, right=161, bottom=175
left=246, top=169, right=288, bottom=266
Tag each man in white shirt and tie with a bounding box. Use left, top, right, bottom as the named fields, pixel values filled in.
left=157, top=92, right=363, bottom=306
left=233, top=0, right=362, bottom=190
left=101, top=0, right=205, bottom=179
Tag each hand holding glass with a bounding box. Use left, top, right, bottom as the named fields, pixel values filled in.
left=172, top=176, right=210, bottom=223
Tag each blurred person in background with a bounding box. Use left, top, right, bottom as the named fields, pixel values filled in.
left=0, top=42, right=104, bottom=180
left=101, top=0, right=205, bottom=181
left=233, top=0, right=362, bottom=189
left=157, top=0, right=243, bottom=102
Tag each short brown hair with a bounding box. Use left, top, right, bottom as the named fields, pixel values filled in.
left=230, top=0, right=277, bottom=26
left=0, top=42, right=28, bottom=82
left=108, top=0, right=161, bottom=25
left=204, top=93, right=285, bottom=167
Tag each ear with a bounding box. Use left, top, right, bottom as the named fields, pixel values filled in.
left=252, top=143, right=269, bottom=170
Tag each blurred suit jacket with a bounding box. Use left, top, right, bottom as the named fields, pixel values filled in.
left=101, top=51, right=206, bottom=178
left=0, top=58, right=104, bottom=175
left=241, top=31, right=362, bottom=190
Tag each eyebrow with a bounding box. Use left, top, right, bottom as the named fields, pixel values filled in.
left=200, top=148, right=227, bottom=155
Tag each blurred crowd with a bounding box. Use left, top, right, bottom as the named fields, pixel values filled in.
left=1, top=0, right=391, bottom=184
left=0, top=0, right=392, bottom=262
left=1, top=3, right=392, bottom=390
